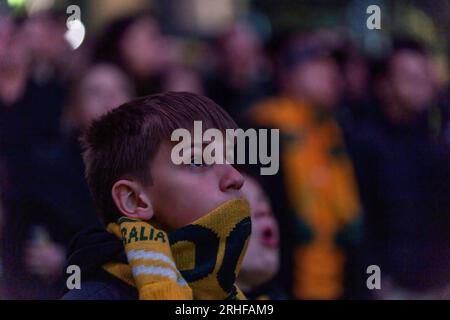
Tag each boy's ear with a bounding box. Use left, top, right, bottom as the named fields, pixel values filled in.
left=111, top=180, right=154, bottom=221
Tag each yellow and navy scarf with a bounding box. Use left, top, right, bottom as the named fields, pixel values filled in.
left=250, top=96, right=362, bottom=299
left=104, top=199, right=251, bottom=300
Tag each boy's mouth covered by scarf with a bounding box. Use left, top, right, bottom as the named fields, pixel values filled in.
left=104, top=198, right=252, bottom=300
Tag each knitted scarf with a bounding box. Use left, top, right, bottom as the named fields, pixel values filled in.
left=104, top=198, right=251, bottom=300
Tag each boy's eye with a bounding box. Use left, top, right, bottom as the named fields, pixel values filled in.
left=188, top=162, right=213, bottom=169
left=188, top=155, right=211, bottom=168
left=190, top=162, right=207, bottom=168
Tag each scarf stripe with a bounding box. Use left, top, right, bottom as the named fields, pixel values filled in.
left=132, top=265, right=188, bottom=286
left=126, top=250, right=177, bottom=269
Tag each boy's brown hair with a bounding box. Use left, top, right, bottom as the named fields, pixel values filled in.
left=81, top=92, right=236, bottom=224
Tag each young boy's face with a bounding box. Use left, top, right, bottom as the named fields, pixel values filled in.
left=146, top=141, right=245, bottom=230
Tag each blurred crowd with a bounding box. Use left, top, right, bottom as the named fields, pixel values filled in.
left=0, top=8, right=449, bottom=300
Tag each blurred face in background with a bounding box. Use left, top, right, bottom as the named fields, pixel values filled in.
left=0, top=18, right=15, bottom=70
left=344, top=55, right=369, bottom=101
left=239, top=175, right=279, bottom=289
left=162, top=66, right=204, bottom=94
left=0, top=19, right=29, bottom=74
left=75, top=64, right=133, bottom=128
left=222, top=22, right=262, bottom=71
left=387, top=50, right=435, bottom=113
left=119, top=17, right=167, bottom=78
left=22, top=12, right=69, bottom=66
left=287, top=56, right=342, bottom=110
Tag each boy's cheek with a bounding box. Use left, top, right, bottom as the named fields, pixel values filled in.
left=151, top=170, right=237, bottom=228
left=158, top=193, right=227, bottom=230
left=155, top=193, right=208, bottom=229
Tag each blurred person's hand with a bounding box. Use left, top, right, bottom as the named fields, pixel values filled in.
left=24, top=241, right=65, bottom=282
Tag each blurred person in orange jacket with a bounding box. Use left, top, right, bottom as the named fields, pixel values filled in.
left=247, top=32, right=363, bottom=299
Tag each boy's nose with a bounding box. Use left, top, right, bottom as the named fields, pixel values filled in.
left=219, top=164, right=244, bottom=192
